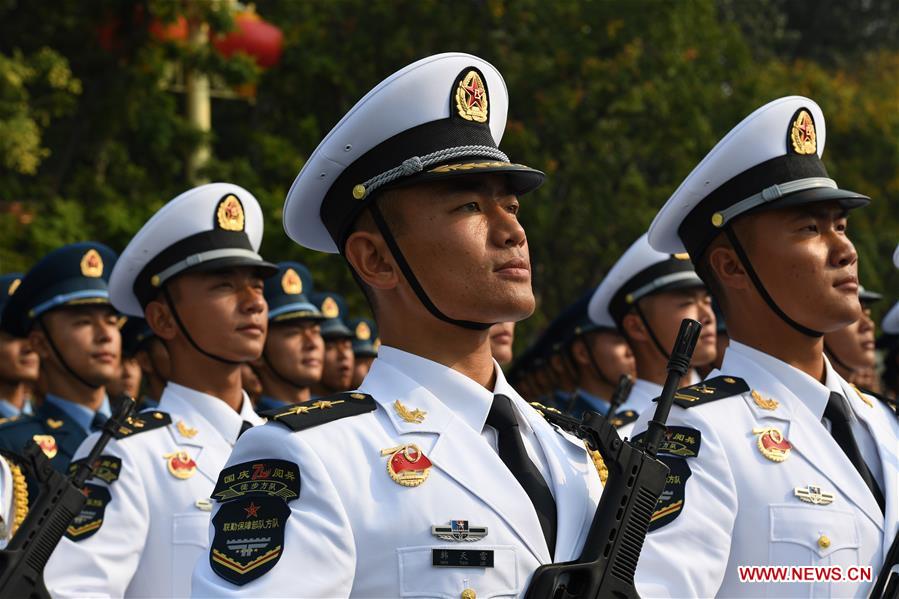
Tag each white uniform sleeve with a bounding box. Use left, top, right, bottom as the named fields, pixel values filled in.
left=45, top=435, right=150, bottom=598
left=633, top=410, right=738, bottom=598
left=0, top=456, right=13, bottom=547
left=191, top=425, right=355, bottom=598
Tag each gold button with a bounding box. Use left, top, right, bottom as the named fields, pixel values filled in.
left=818, top=535, right=830, bottom=549
left=461, top=590, right=476, bottom=599
left=711, top=212, right=724, bottom=227
left=352, top=184, right=366, bottom=200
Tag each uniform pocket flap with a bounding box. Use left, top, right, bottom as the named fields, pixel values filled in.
left=769, top=505, right=859, bottom=557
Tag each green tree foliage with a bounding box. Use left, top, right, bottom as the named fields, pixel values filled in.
left=0, top=0, right=897, bottom=349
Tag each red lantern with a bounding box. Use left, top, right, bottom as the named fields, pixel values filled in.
left=149, top=16, right=188, bottom=43
left=211, top=11, right=283, bottom=68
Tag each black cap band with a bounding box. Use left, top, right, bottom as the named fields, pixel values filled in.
left=609, top=258, right=703, bottom=327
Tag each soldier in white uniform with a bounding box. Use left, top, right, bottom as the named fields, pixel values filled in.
left=587, top=233, right=717, bottom=438
left=192, top=52, right=603, bottom=598
left=631, top=96, right=899, bottom=598
left=45, top=183, right=272, bottom=598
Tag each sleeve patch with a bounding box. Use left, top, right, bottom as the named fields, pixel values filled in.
left=210, top=495, right=291, bottom=586
left=113, top=411, right=172, bottom=438
left=259, top=393, right=376, bottom=432
left=213, top=459, right=301, bottom=503
left=673, top=375, right=749, bottom=408
left=68, top=455, right=122, bottom=484
left=65, top=483, right=111, bottom=541
left=648, top=457, right=692, bottom=532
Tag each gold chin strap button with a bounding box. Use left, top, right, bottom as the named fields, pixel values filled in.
left=818, top=534, right=831, bottom=549
left=461, top=589, right=476, bottom=599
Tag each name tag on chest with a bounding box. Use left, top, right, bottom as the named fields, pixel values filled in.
left=432, top=548, right=494, bottom=568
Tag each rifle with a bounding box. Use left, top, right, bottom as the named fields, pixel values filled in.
left=872, top=529, right=899, bottom=599
left=0, top=397, right=135, bottom=599
left=525, top=318, right=702, bottom=599
left=606, top=374, right=634, bottom=418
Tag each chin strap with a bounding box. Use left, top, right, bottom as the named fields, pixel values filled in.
left=724, top=225, right=824, bottom=338
left=38, top=318, right=102, bottom=390
left=368, top=202, right=494, bottom=331
left=633, top=302, right=672, bottom=361
left=162, top=287, right=242, bottom=365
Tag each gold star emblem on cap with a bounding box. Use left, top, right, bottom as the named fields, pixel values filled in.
left=321, top=296, right=339, bottom=318
left=80, top=249, right=104, bottom=278
left=356, top=321, right=371, bottom=341
left=281, top=268, right=303, bottom=295
left=216, top=194, right=245, bottom=232
left=455, top=70, right=488, bottom=123
left=790, top=109, right=816, bottom=155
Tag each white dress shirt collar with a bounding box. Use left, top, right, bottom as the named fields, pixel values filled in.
left=159, top=382, right=264, bottom=445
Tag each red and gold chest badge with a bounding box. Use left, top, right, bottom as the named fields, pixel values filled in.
left=80, top=249, right=104, bottom=278
left=216, top=194, right=245, bottom=231
left=380, top=443, right=432, bottom=487
left=752, top=427, right=792, bottom=462
left=789, top=109, right=816, bottom=155
left=455, top=69, right=489, bottom=123
left=33, top=434, right=58, bottom=459
left=164, top=450, right=197, bottom=479
left=281, top=268, right=302, bottom=295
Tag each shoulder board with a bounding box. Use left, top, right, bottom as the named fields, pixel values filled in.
left=0, top=415, right=22, bottom=427
left=261, top=393, right=376, bottom=432
left=673, top=375, right=748, bottom=408
left=856, top=386, right=897, bottom=414
left=609, top=410, right=638, bottom=428
left=113, top=411, right=171, bottom=439
left=529, top=402, right=584, bottom=438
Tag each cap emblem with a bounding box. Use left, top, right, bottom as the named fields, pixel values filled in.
left=321, top=296, right=339, bottom=318
left=281, top=268, right=303, bottom=295
left=789, top=109, right=817, bottom=155
left=80, top=249, right=104, bottom=278
left=455, top=70, right=489, bottom=123
left=7, top=278, right=20, bottom=296
left=355, top=321, right=371, bottom=340
left=672, top=252, right=690, bottom=261
left=216, top=194, right=245, bottom=232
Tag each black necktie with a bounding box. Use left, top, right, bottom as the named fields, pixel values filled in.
left=237, top=420, right=253, bottom=440
left=90, top=411, right=108, bottom=432
left=486, top=394, right=557, bottom=556
left=824, top=392, right=885, bottom=514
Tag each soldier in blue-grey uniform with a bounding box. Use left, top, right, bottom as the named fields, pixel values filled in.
left=253, top=262, right=325, bottom=412
left=0, top=242, right=120, bottom=490
left=193, top=52, right=603, bottom=597
left=309, top=291, right=355, bottom=397
left=0, top=273, right=37, bottom=420
left=346, top=316, right=379, bottom=388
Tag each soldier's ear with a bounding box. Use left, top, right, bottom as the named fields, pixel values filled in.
left=27, top=328, right=52, bottom=360
left=569, top=338, right=591, bottom=367
left=708, top=245, right=749, bottom=293
left=144, top=297, right=178, bottom=342
left=344, top=227, right=400, bottom=293
left=621, top=311, right=648, bottom=343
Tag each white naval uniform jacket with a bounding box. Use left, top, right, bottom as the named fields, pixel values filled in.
left=632, top=341, right=899, bottom=598
left=45, top=383, right=265, bottom=598
left=191, top=346, right=603, bottom=598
